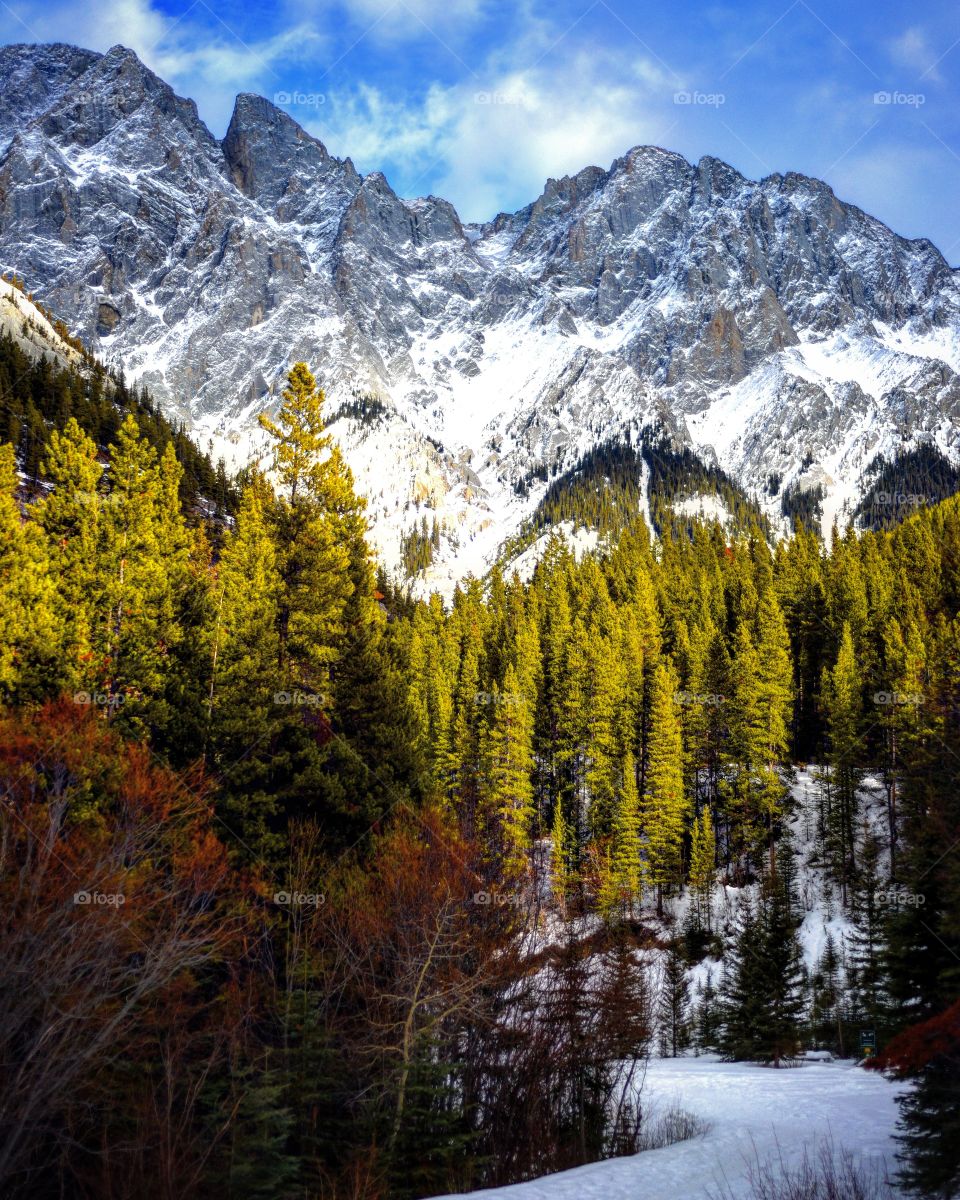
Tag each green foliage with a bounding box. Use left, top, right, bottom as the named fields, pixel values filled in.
left=503, top=431, right=769, bottom=565
left=0, top=329, right=235, bottom=515
left=3, top=333, right=960, bottom=1195
left=781, top=482, right=825, bottom=531
left=856, top=443, right=960, bottom=531
left=400, top=513, right=441, bottom=577
left=720, top=866, right=805, bottom=1064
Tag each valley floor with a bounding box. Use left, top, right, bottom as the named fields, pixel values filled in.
left=431, top=1055, right=906, bottom=1200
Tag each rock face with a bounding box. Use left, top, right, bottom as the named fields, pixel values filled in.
left=1, top=41, right=959, bottom=584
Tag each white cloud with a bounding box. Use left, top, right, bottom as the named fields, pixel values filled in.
left=0, top=0, right=325, bottom=132
left=309, top=48, right=676, bottom=220
left=888, top=26, right=940, bottom=81
left=286, top=0, right=489, bottom=48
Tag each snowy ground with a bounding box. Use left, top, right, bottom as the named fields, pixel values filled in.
left=431, top=1055, right=905, bottom=1200
left=431, top=770, right=906, bottom=1199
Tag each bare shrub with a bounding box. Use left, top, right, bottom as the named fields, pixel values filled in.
left=711, top=1138, right=896, bottom=1200
left=637, top=1102, right=711, bottom=1151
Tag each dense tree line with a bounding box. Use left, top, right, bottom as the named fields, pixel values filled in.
left=506, top=433, right=769, bottom=558
left=0, top=358, right=958, bottom=1196
left=856, top=443, right=960, bottom=531
left=0, top=331, right=235, bottom=514
left=402, top=474, right=960, bottom=1194
left=400, top=513, right=441, bottom=577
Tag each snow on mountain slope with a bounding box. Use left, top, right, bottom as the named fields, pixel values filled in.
left=0, top=276, right=84, bottom=367
left=1, top=42, right=959, bottom=587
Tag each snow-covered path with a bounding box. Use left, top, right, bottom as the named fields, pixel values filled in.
left=431, top=1056, right=906, bottom=1199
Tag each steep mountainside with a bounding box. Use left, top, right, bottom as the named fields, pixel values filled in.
left=2, top=41, right=959, bottom=586
left=0, top=274, right=84, bottom=366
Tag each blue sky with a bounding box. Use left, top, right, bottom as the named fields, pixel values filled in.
left=2, top=0, right=959, bottom=258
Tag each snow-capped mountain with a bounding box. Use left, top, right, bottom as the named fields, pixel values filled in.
left=2, top=41, right=960, bottom=586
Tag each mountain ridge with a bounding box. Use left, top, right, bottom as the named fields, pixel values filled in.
left=1, top=40, right=959, bottom=589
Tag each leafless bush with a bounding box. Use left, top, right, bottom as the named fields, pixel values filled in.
left=711, top=1138, right=896, bottom=1200
left=637, top=1101, right=711, bottom=1151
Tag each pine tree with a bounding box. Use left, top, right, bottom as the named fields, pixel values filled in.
left=536, top=543, right=573, bottom=820
left=0, top=443, right=59, bottom=702
left=754, top=589, right=794, bottom=873
left=318, top=528, right=429, bottom=843
left=722, top=612, right=791, bottom=877
left=444, top=586, right=486, bottom=826
left=584, top=628, right=626, bottom=842
left=720, top=869, right=805, bottom=1064
left=809, top=932, right=848, bottom=1055
left=658, top=941, right=690, bottom=1057
left=259, top=362, right=353, bottom=688
left=556, top=616, right=591, bottom=871
left=479, top=664, right=535, bottom=880
left=220, top=1051, right=299, bottom=1200
left=693, top=969, right=720, bottom=1054
left=821, top=622, right=863, bottom=900
left=718, top=893, right=765, bottom=1061
left=688, top=807, right=716, bottom=934
left=209, top=473, right=286, bottom=860
left=98, top=414, right=187, bottom=729
left=848, top=825, right=891, bottom=1039
left=36, top=418, right=102, bottom=693
left=551, top=793, right=574, bottom=912
left=880, top=617, right=926, bottom=879
left=643, top=659, right=688, bottom=915
left=599, top=748, right=643, bottom=918
left=888, top=1003, right=960, bottom=1200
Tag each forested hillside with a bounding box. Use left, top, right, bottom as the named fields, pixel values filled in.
left=0, top=328, right=235, bottom=515
left=0, top=354, right=958, bottom=1198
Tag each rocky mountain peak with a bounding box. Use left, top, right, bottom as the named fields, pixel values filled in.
left=0, top=43, right=101, bottom=145
left=0, top=41, right=958, bottom=590
left=224, top=92, right=347, bottom=205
